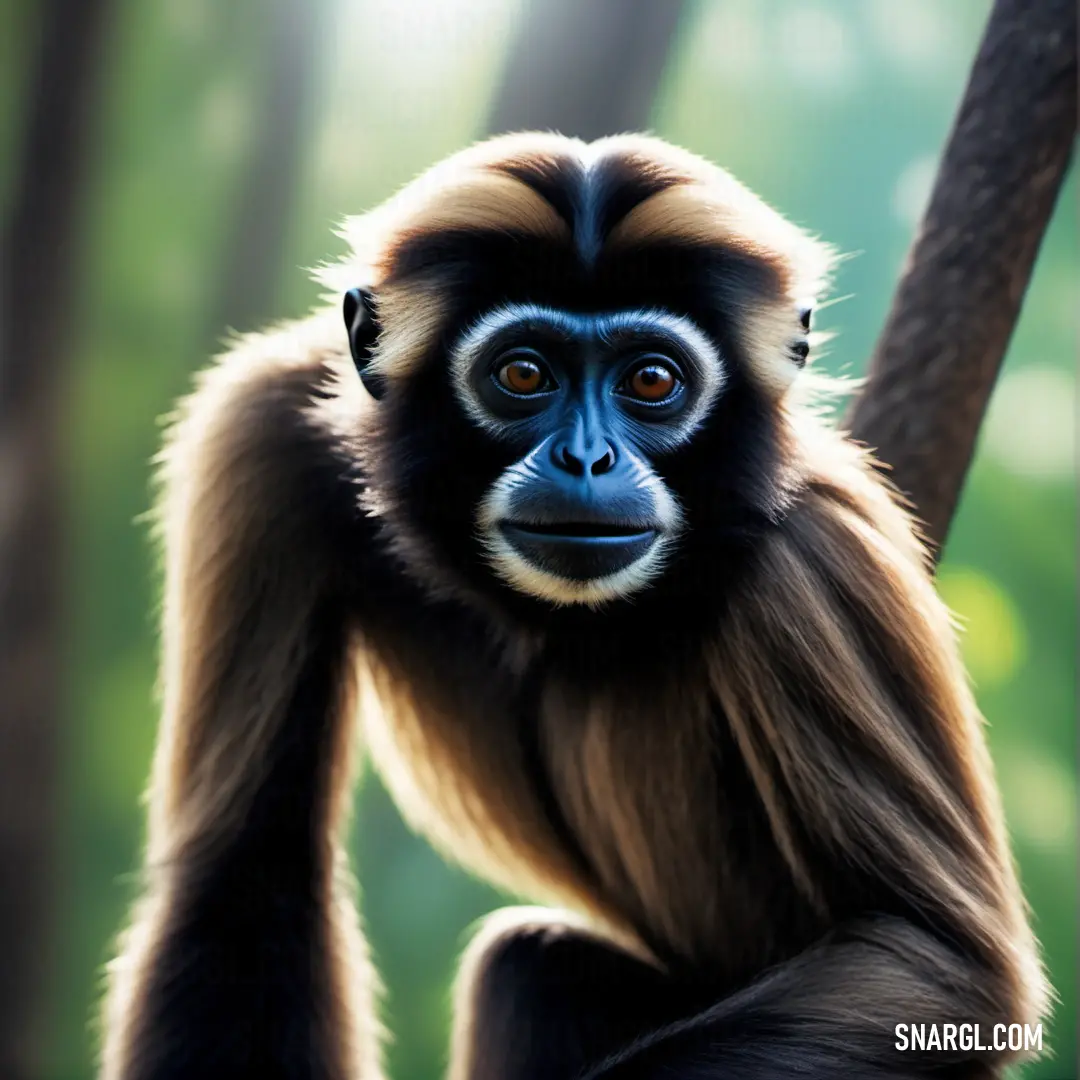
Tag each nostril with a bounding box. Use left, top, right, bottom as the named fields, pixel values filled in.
left=590, top=445, right=616, bottom=476
left=554, top=443, right=585, bottom=476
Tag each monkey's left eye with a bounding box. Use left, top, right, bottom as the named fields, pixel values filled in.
left=493, top=350, right=556, bottom=396
left=616, top=356, right=683, bottom=405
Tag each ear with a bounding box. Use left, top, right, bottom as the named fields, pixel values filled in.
left=343, top=287, right=386, bottom=400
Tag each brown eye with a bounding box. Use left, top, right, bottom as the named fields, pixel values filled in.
left=627, top=362, right=678, bottom=402
left=496, top=352, right=550, bottom=395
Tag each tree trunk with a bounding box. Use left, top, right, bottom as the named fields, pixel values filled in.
left=0, top=1, right=116, bottom=1077
left=845, top=0, right=1077, bottom=559
left=486, top=0, right=687, bottom=140
left=205, top=0, right=327, bottom=345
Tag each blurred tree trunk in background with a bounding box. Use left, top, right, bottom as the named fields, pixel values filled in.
left=486, top=0, right=687, bottom=140
left=205, top=0, right=327, bottom=346
left=845, top=0, right=1076, bottom=559
left=0, top=0, right=115, bottom=1077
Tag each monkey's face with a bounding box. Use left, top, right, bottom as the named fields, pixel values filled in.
left=350, top=289, right=785, bottom=613
left=448, top=305, right=724, bottom=606
left=339, top=133, right=830, bottom=611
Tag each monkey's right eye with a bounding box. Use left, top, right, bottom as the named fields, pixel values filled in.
left=493, top=350, right=556, bottom=396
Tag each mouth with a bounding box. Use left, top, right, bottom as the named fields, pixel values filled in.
left=498, top=520, right=661, bottom=581
left=502, top=521, right=658, bottom=542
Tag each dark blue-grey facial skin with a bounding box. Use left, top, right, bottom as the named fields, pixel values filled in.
left=449, top=304, right=727, bottom=604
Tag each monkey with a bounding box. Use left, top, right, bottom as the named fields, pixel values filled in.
left=99, top=132, right=1049, bottom=1080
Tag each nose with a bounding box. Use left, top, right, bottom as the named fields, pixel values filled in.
left=551, top=432, right=616, bottom=477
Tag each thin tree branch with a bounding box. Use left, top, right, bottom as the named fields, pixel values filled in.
left=485, top=0, right=687, bottom=140
left=845, top=0, right=1077, bottom=560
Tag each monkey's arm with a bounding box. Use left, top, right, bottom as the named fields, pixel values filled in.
left=99, top=325, right=382, bottom=1080
left=582, top=486, right=1047, bottom=1080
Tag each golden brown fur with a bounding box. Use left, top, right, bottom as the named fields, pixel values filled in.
left=316, top=132, right=832, bottom=399
left=100, top=132, right=1047, bottom=1080
left=362, top=404, right=1044, bottom=1007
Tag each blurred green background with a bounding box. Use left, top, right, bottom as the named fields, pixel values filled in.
left=2, top=1, right=1074, bottom=1078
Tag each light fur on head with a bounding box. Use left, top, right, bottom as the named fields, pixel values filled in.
left=313, top=132, right=836, bottom=399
